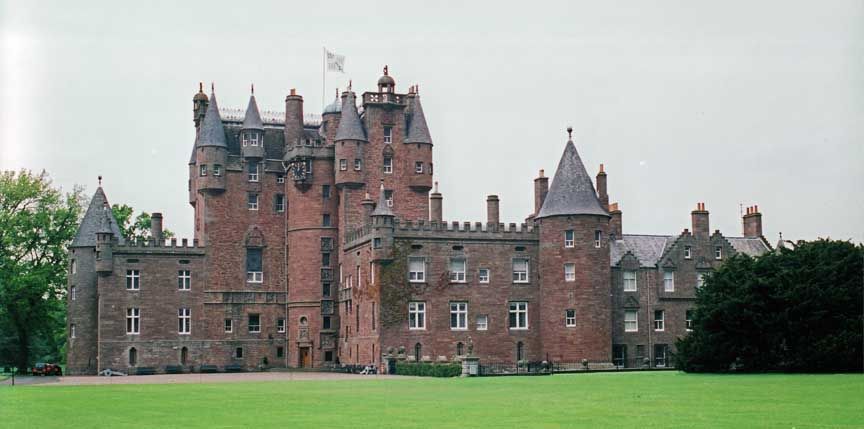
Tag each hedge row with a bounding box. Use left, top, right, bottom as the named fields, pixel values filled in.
left=395, top=362, right=462, bottom=377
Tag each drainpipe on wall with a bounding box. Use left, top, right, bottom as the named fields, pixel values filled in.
left=646, top=268, right=652, bottom=369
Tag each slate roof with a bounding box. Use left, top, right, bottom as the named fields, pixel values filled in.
left=323, top=95, right=342, bottom=114
left=197, top=92, right=228, bottom=148
left=335, top=92, right=367, bottom=142
left=611, top=235, right=672, bottom=267
left=404, top=95, right=432, bottom=144
left=371, top=183, right=394, bottom=217
left=536, top=140, right=609, bottom=218
left=727, top=237, right=772, bottom=256
left=242, top=94, right=264, bottom=130
left=71, top=187, right=126, bottom=247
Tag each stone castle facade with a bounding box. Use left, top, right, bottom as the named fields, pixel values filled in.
left=65, top=67, right=771, bottom=375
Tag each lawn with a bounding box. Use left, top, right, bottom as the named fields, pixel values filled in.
left=1, top=372, right=862, bottom=428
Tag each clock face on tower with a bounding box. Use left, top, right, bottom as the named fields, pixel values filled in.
left=288, top=159, right=311, bottom=182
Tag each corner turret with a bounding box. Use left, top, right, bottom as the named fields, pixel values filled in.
left=370, top=182, right=395, bottom=261
left=241, top=84, right=265, bottom=159
left=195, top=85, right=228, bottom=194
left=334, top=87, right=367, bottom=188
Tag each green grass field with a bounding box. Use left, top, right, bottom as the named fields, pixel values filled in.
left=1, top=372, right=862, bottom=428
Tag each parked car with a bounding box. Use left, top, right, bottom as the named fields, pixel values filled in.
left=31, top=363, right=62, bottom=376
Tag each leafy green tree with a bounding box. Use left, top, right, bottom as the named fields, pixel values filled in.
left=0, top=170, right=84, bottom=370
left=677, top=239, right=863, bottom=372
left=111, top=204, right=174, bottom=242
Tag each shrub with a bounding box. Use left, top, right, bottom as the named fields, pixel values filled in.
left=395, top=361, right=461, bottom=377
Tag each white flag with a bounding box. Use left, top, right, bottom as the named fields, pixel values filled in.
left=326, top=50, right=345, bottom=73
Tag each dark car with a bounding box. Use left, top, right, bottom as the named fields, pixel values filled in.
left=31, top=363, right=62, bottom=376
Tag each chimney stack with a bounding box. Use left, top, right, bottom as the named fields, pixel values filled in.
left=596, top=164, right=608, bottom=210
left=534, top=169, right=549, bottom=215
left=284, top=89, right=304, bottom=148
left=151, top=212, right=163, bottom=245
left=486, top=195, right=500, bottom=228
left=742, top=205, right=763, bottom=237
left=429, top=182, right=443, bottom=222
left=609, top=202, right=622, bottom=238
left=691, top=202, right=710, bottom=239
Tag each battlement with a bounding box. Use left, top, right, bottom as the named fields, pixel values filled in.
left=344, top=218, right=538, bottom=250
left=113, top=237, right=206, bottom=255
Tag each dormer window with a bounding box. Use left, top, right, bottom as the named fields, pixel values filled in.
left=383, top=127, right=392, bottom=144
left=715, top=246, right=722, bottom=260
left=684, top=246, right=692, bottom=259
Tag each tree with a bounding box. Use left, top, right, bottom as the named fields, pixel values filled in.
left=676, top=239, right=863, bottom=372
left=0, top=170, right=84, bottom=370
left=111, top=204, right=174, bottom=242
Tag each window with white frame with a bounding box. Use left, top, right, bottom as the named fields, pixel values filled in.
left=242, top=131, right=259, bottom=146
left=478, top=268, right=490, bottom=283
left=408, top=257, right=425, bottom=282
left=126, top=307, right=140, bottom=334
left=384, top=190, right=393, bottom=207
left=449, top=258, right=466, bottom=283
left=246, top=248, right=263, bottom=283
left=512, top=258, right=529, bottom=283
left=654, top=310, right=665, bottom=331
left=450, top=302, right=467, bottom=330
left=476, top=314, right=488, bottom=330
left=684, top=246, right=692, bottom=259
left=564, top=230, right=574, bottom=248
left=70, top=286, right=76, bottom=301
left=686, top=310, right=694, bottom=331
left=126, top=270, right=140, bottom=290
left=715, top=246, right=722, bottom=260
left=696, top=272, right=705, bottom=288
left=408, top=301, right=426, bottom=330
left=415, top=161, right=423, bottom=174
left=565, top=309, right=576, bottom=327
left=339, top=159, right=347, bottom=171
left=178, top=307, right=191, bottom=334
left=354, top=158, right=362, bottom=171
left=564, top=263, right=576, bottom=282
left=247, top=162, right=259, bottom=182
left=623, top=270, right=637, bottom=292
left=247, top=193, right=259, bottom=210
left=663, top=270, right=674, bottom=292
left=199, top=164, right=207, bottom=176
left=276, top=174, right=285, bottom=183
left=273, top=194, right=285, bottom=213
left=178, top=270, right=191, bottom=290
left=383, top=126, right=392, bottom=144
left=383, top=157, right=393, bottom=174
left=248, top=314, right=261, bottom=333
left=277, top=318, right=286, bottom=333
left=509, top=302, right=528, bottom=329
left=594, top=230, right=602, bottom=248
left=224, top=318, right=233, bottom=333
left=213, top=164, right=222, bottom=176
left=624, top=310, right=638, bottom=332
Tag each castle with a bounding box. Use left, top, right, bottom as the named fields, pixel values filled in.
left=65, top=67, right=772, bottom=374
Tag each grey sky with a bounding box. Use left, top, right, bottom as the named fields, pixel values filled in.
left=2, top=0, right=861, bottom=243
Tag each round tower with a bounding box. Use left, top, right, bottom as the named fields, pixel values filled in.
left=196, top=86, right=227, bottom=194
left=241, top=85, right=265, bottom=159
left=333, top=89, right=367, bottom=188
left=535, top=128, right=612, bottom=363
left=404, top=86, right=433, bottom=192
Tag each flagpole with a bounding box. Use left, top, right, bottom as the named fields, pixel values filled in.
left=322, top=46, right=326, bottom=115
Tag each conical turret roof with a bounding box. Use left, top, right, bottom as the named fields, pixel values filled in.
left=242, top=94, right=264, bottom=130
left=335, top=91, right=367, bottom=142
left=371, top=182, right=394, bottom=217
left=405, top=95, right=432, bottom=144
left=71, top=187, right=126, bottom=247
left=536, top=138, right=609, bottom=219
left=197, top=91, right=228, bottom=148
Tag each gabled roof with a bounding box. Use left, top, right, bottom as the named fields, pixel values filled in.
left=727, top=237, right=772, bottom=257
left=335, top=91, right=367, bottom=142
left=536, top=139, right=609, bottom=219
left=71, top=187, right=126, bottom=247
left=611, top=235, right=672, bottom=267
left=242, top=94, right=264, bottom=130
left=197, top=92, right=228, bottom=148
left=371, top=183, right=394, bottom=217
left=404, top=95, right=432, bottom=144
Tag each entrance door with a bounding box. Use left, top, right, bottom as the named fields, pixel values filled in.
left=299, top=347, right=311, bottom=368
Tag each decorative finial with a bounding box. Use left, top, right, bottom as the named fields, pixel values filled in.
left=335, top=87, right=339, bottom=98
left=567, top=126, right=573, bottom=140
left=383, top=65, right=389, bottom=76
left=251, top=83, right=254, bottom=95
left=434, top=181, right=439, bottom=192
left=779, top=232, right=783, bottom=240
left=211, top=82, right=215, bottom=93
left=348, top=80, right=352, bottom=90
left=198, top=82, right=203, bottom=92
left=98, top=175, right=102, bottom=187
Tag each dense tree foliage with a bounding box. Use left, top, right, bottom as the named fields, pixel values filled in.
left=111, top=204, right=174, bottom=242
left=676, top=239, right=863, bottom=372
left=0, top=171, right=84, bottom=369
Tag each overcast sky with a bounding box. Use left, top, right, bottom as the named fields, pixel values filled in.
left=2, top=0, right=861, bottom=243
